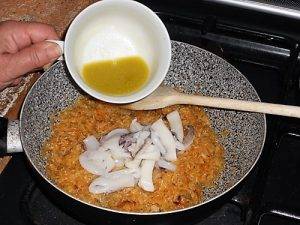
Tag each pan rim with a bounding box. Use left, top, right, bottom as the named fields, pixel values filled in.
left=20, top=40, right=267, bottom=215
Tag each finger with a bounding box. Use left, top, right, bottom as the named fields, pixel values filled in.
left=0, top=78, right=23, bottom=91
left=4, top=41, right=61, bottom=79
left=0, top=20, right=59, bottom=54
left=24, top=21, right=59, bottom=42
left=11, top=77, right=22, bottom=86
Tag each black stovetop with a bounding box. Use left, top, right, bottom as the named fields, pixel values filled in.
left=1, top=3, right=300, bottom=225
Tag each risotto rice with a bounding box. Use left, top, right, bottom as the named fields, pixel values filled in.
left=43, top=97, right=224, bottom=212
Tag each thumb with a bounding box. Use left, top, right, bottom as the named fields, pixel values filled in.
left=5, top=41, right=61, bottom=79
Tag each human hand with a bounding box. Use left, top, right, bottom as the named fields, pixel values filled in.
left=0, top=20, right=61, bottom=90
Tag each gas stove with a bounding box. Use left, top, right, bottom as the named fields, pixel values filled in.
left=1, top=1, right=300, bottom=225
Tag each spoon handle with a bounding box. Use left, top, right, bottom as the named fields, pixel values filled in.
left=176, top=94, right=300, bottom=118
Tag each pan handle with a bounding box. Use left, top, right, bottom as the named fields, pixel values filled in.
left=0, top=117, right=7, bottom=154
left=0, top=117, right=23, bottom=157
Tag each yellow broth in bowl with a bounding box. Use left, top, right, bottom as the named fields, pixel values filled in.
left=82, top=56, right=149, bottom=96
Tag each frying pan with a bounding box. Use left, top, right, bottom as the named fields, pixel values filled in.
left=0, top=41, right=266, bottom=224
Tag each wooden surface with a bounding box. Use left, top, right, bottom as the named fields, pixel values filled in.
left=0, top=0, right=97, bottom=173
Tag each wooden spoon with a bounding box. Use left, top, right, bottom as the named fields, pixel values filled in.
left=123, top=85, right=300, bottom=118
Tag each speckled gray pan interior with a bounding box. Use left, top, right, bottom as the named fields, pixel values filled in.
left=20, top=41, right=266, bottom=213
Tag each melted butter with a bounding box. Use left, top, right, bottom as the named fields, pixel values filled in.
left=82, top=56, right=149, bottom=96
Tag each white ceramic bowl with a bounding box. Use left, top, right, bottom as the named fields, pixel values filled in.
left=62, top=0, right=171, bottom=103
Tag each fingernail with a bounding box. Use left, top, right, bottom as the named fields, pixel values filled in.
left=45, top=42, right=62, bottom=60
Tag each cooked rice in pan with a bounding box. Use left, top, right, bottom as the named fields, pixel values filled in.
left=43, top=97, right=224, bottom=212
